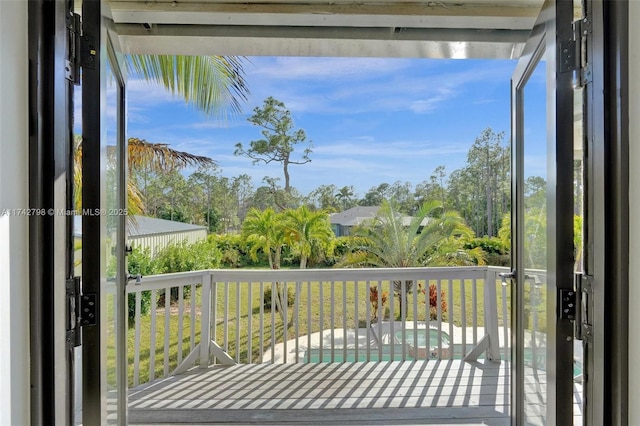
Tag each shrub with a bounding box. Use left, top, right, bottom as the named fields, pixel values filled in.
left=262, top=284, right=295, bottom=311
left=464, top=236, right=510, bottom=266
left=208, top=234, right=252, bottom=267
left=154, top=239, right=223, bottom=303
left=155, top=240, right=222, bottom=273
left=321, top=236, right=350, bottom=267
left=126, top=246, right=159, bottom=325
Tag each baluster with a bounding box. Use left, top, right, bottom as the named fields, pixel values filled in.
left=177, top=285, right=184, bottom=364
left=149, top=289, right=157, bottom=381
left=133, top=290, right=141, bottom=387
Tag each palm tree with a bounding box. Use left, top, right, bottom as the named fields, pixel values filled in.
left=242, top=207, right=285, bottom=270
left=241, top=207, right=288, bottom=321
left=74, top=137, right=215, bottom=215
left=76, top=54, right=250, bottom=214
left=282, top=206, right=334, bottom=269
left=335, top=186, right=355, bottom=210
left=127, top=55, right=249, bottom=118
left=338, top=200, right=484, bottom=319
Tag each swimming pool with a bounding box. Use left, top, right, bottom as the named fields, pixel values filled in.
left=305, top=329, right=453, bottom=363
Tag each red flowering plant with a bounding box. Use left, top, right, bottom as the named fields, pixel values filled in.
left=369, top=286, right=389, bottom=322
left=418, top=282, right=447, bottom=320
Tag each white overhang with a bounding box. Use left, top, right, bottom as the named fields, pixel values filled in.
left=106, top=0, right=547, bottom=59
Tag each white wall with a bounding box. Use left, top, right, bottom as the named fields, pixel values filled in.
left=628, top=1, right=640, bottom=423
left=130, top=229, right=208, bottom=258
left=0, top=1, right=30, bottom=425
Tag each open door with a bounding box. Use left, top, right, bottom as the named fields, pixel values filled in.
left=81, top=0, right=128, bottom=424
left=509, top=0, right=577, bottom=424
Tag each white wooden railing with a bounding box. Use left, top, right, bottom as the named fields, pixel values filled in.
left=127, top=266, right=513, bottom=387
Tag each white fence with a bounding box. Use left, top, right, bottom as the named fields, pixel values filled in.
left=127, top=266, right=512, bottom=387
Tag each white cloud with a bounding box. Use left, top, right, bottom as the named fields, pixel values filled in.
left=313, top=139, right=469, bottom=160
left=249, top=57, right=413, bottom=80
left=242, top=59, right=512, bottom=116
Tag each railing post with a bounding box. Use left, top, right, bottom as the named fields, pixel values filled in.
left=199, top=272, right=212, bottom=368
left=484, top=268, right=501, bottom=361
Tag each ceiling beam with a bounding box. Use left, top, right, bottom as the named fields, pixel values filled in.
left=116, top=24, right=527, bottom=58
left=110, top=1, right=542, bottom=30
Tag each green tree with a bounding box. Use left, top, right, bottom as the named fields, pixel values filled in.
left=447, top=128, right=509, bottom=237
left=231, top=174, right=255, bottom=224
left=359, top=183, right=391, bottom=207
left=156, top=169, right=189, bottom=222
left=338, top=200, right=481, bottom=319
left=307, top=184, right=339, bottom=211
left=188, top=164, right=220, bottom=230
left=283, top=206, right=334, bottom=269
left=241, top=207, right=288, bottom=320
left=234, top=97, right=312, bottom=193
left=242, top=207, right=286, bottom=269
left=79, top=52, right=249, bottom=216
left=387, top=181, right=415, bottom=214
left=415, top=165, right=447, bottom=211
left=336, top=186, right=357, bottom=210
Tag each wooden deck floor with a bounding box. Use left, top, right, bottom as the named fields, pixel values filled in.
left=129, top=360, right=512, bottom=424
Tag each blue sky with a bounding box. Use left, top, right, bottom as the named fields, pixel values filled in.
left=103, top=56, right=547, bottom=197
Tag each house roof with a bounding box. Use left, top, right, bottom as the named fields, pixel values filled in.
left=329, top=206, right=380, bottom=227
left=330, top=206, right=431, bottom=228
left=128, top=216, right=207, bottom=237
left=73, top=215, right=207, bottom=237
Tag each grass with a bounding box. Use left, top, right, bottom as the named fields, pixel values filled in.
left=115, top=275, right=550, bottom=388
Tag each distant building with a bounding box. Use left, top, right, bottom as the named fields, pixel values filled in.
left=128, top=215, right=208, bottom=257
left=329, top=206, right=380, bottom=236
left=329, top=206, right=429, bottom=237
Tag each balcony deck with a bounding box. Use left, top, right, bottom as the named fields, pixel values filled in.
left=124, top=267, right=583, bottom=424
left=129, top=360, right=511, bottom=424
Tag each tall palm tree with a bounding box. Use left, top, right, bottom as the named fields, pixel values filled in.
left=338, top=200, right=484, bottom=319
left=282, top=206, right=334, bottom=269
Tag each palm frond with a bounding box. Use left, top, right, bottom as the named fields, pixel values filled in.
left=127, top=55, right=250, bottom=118
left=128, top=137, right=215, bottom=172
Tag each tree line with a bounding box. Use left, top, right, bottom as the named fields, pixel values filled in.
left=131, top=111, right=510, bottom=240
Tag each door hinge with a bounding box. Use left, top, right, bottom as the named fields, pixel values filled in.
left=66, top=11, right=97, bottom=84
left=560, top=40, right=577, bottom=74
left=572, top=17, right=592, bottom=87
left=574, top=273, right=594, bottom=343
left=66, top=276, right=98, bottom=349
left=559, top=289, right=578, bottom=320
left=66, top=12, right=81, bottom=84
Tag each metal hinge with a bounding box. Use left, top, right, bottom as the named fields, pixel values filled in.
left=66, top=12, right=81, bottom=84
left=559, top=289, right=578, bottom=320
left=572, top=16, right=592, bottom=87
left=66, top=277, right=98, bottom=349
left=574, top=273, right=594, bottom=343
left=66, top=11, right=97, bottom=84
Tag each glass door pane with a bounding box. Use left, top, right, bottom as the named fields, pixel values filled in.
left=81, top=1, right=127, bottom=424
left=511, top=1, right=576, bottom=424
left=105, top=52, right=127, bottom=424
left=521, top=53, right=548, bottom=425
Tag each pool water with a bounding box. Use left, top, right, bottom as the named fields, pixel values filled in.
left=394, top=329, right=451, bottom=348
left=305, top=329, right=453, bottom=363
